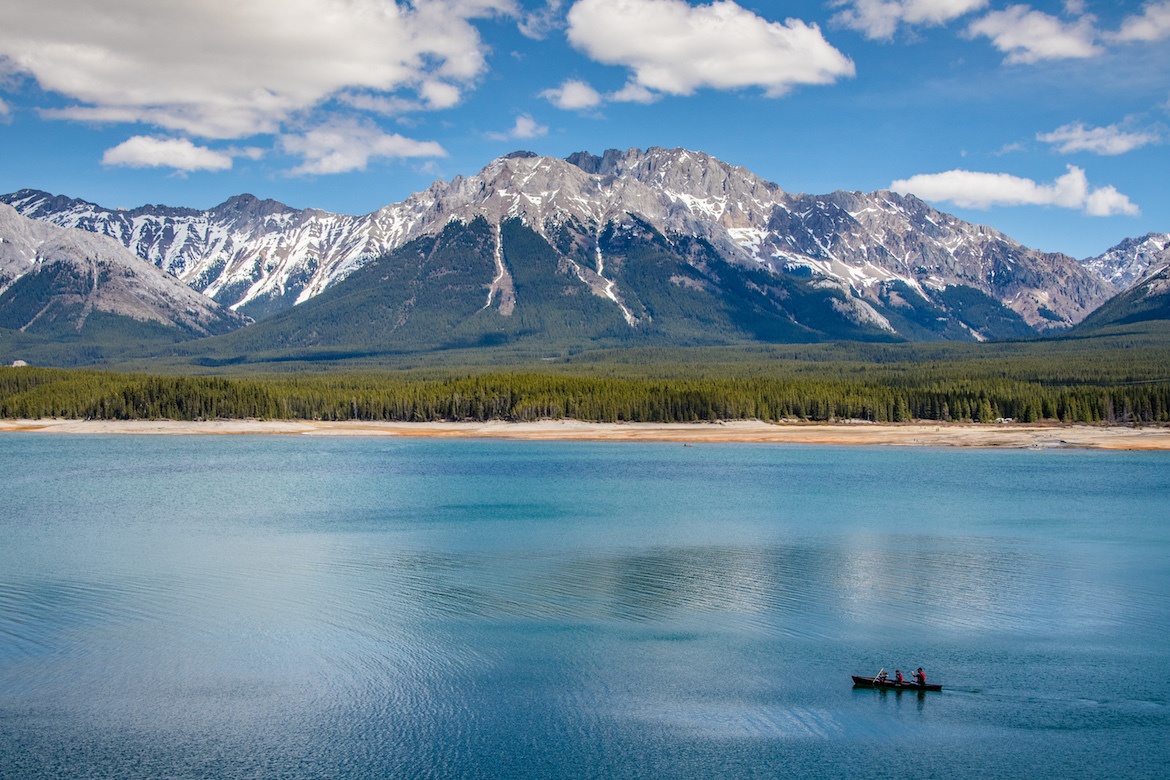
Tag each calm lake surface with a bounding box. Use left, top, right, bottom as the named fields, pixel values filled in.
left=1, top=435, right=1167, bottom=779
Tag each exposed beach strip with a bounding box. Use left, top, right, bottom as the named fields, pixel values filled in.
left=2, top=419, right=1169, bottom=449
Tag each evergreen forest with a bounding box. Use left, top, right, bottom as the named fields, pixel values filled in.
left=3, top=351, right=1168, bottom=425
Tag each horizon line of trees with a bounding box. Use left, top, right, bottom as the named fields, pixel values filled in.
left=2, top=367, right=1168, bottom=425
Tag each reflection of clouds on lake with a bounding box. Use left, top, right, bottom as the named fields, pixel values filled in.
left=833, top=537, right=1020, bottom=631
left=562, top=547, right=776, bottom=622
left=372, top=534, right=1153, bottom=644
left=360, top=545, right=780, bottom=624
left=624, top=701, right=841, bottom=740
left=831, top=535, right=1137, bottom=635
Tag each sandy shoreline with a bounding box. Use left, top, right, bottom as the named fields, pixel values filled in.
left=2, top=418, right=1169, bottom=449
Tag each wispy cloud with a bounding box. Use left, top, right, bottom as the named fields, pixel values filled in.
left=891, top=165, right=1139, bottom=216
left=605, top=81, right=657, bottom=104
left=832, top=0, right=987, bottom=41
left=281, top=120, right=446, bottom=176
left=565, top=0, right=854, bottom=101
left=338, top=94, right=426, bottom=118
left=518, top=0, right=564, bottom=39
left=1037, top=122, right=1159, bottom=155
left=487, top=114, right=549, bottom=140
left=966, top=5, right=1101, bottom=64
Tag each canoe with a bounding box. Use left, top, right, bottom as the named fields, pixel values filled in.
left=852, top=675, right=942, bottom=692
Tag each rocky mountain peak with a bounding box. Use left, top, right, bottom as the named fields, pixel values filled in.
left=1083, top=232, right=1170, bottom=290
left=211, top=193, right=299, bottom=221
left=0, top=148, right=1122, bottom=334
left=5, top=189, right=103, bottom=220
left=567, top=146, right=782, bottom=200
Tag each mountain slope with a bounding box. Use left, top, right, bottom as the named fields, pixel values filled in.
left=0, top=203, right=246, bottom=341
left=1074, top=260, right=1170, bottom=332
left=1, top=148, right=1114, bottom=340
left=197, top=215, right=908, bottom=364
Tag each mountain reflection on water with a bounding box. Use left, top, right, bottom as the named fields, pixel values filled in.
left=0, top=435, right=1166, bottom=780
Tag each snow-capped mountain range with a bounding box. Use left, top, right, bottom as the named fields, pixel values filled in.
left=0, top=203, right=244, bottom=337
left=0, top=147, right=1159, bottom=337
left=1082, top=232, right=1170, bottom=290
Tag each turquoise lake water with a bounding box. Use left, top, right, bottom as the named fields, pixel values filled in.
left=0, top=434, right=1167, bottom=779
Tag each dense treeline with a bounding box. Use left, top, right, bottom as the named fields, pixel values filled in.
left=2, top=367, right=1168, bottom=424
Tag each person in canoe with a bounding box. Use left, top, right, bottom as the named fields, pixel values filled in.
left=914, top=668, right=926, bottom=686
left=876, top=669, right=888, bottom=683
left=894, top=670, right=904, bottom=685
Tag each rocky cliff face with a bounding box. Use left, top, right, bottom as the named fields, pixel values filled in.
left=0, top=203, right=246, bottom=337
left=1082, top=233, right=1170, bottom=290
left=2, top=147, right=1116, bottom=336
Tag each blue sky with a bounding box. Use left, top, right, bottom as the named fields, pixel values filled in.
left=1, top=0, right=1167, bottom=258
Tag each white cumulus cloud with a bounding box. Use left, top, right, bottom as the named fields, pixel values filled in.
left=1037, top=122, right=1160, bottom=155
left=487, top=114, right=549, bottom=140
left=1, top=0, right=514, bottom=140
left=101, top=136, right=234, bottom=172
left=281, top=121, right=447, bottom=176
left=1082, top=186, right=1140, bottom=217
left=540, top=79, right=603, bottom=110
left=890, top=165, right=1139, bottom=216
left=1112, top=1, right=1170, bottom=41
left=565, top=0, right=854, bottom=100
left=967, top=5, right=1102, bottom=63
left=832, top=0, right=987, bottom=40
